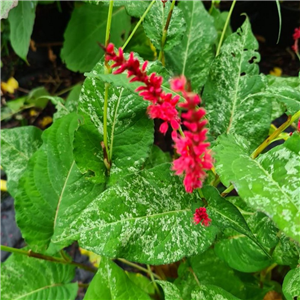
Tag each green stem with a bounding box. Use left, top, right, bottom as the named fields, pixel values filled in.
left=122, top=0, right=156, bottom=50
left=117, top=258, right=161, bottom=279
left=251, top=110, right=300, bottom=159
left=216, top=0, right=236, bottom=56
left=103, top=1, right=114, bottom=168
left=1, top=245, right=97, bottom=273
left=147, top=265, right=162, bottom=298
left=158, top=0, right=176, bottom=64
left=189, top=267, right=201, bottom=287
left=221, top=184, right=234, bottom=197
left=105, top=1, right=114, bottom=48
left=78, top=283, right=90, bottom=288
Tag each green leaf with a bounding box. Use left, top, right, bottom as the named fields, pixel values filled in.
left=203, top=18, right=271, bottom=149
left=211, top=7, right=232, bottom=45
left=126, top=273, right=155, bottom=295
left=191, top=285, right=242, bottom=300
left=1, top=250, right=78, bottom=300
left=8, top=1, right=36, bottom=61
left=26, top=86, right=49, bottom=108
left=143, top=0, right=185, bottom=51
left=272, top=233, right=300, bottom=267
left=0, top=126, right=42, bottom=195
left=46, top=96, right=70, bottom=121
left=15, top=113, right=105, bottom=252
left=265, top=75, right=300, bottom=115
left=214, top=133, right=300, bottom=242
left=65, top=84, right=82, bottom=112
left=1, top=0, right=18, bottom=19
left=52, top=163, right=218, bottom=264
left=143, top=145, right=171, bottom=169
left=165, top=0, right=217, bottom=91
left=156, top=281, right=182, bottom=300
left=189, top=248, right=245, bottom=298
left=84, top=256, right=151, bottom=300
left=282, top=267, right=300, bottom=300
left=61, top=4, right=131, bottom=72
left=73, top=113, right=106, bottom=183
left=203, top=186, right=255, bottom=239
left=214, top=215, right=275, bottom=272
left=174, top=261, right=198, bottom=300
left=88, top=0, right=151, bottom=18
left=78, top=60, right=154, bottom=184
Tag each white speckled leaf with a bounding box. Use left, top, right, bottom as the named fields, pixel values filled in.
left=203, top=18, right=271, bottom=149
left=61, top=4, right=131, bottom=72
left=156, top=281, right=182, bottom=300
left=143, top=0, right=185, bottom=51
left=52, top=163, right=218, bottom=264
left=84, top=256, right=151, bottom=300
left=1, top=250, right=78, bottom=300
left=78, top=60, right=154, bottom=184
left=214, top=133, right=300, bottom=243
left=1, top=0, right=18, bottom=19
left=191, top=285, right=241, bottom=300
left=85, top=59, right=186, bottom=103
left=165, top=0, right=217, bottom=91
left=0, top=126, right=42, bottom=195
left=282, top=267, right=300, bottom=300
left=15, top=113, right=105, bottom=252
left=265, top=75, right=300, bottom=115
left=272, top=233, right=300, bottom=267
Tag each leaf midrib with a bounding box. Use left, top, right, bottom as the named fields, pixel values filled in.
left=15, top=282, right=65, bottom=300
left=53, top=161, right=76, bottom=229
left=181, top=1, right=195, bottom=75
left=55, top=208, right=190, bottom=242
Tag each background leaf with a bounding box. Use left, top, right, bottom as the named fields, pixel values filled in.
left=203, top=18, right=271, bottom=150
left=143, top=0, right=185, bottom=51
left=165, top=0, right=217, bottom=91
left=0, top=126, right=42, bottom=194
left=53, top=163, right=218, bottom=264
left=282, top=267, right=300, bottom=300
left=61, top=3, right=131, bottom=72
left=8, top=1, right=36, bottom=61
left=1, top=250, right=77, bottom=300
left=84, top=256, right=151, bottom=300
left=214, top=133, right=300, bottom=242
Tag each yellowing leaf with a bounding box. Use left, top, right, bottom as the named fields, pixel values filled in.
left=269, top=67, right=282, bottom=77
left=39, top=116, right=53, bottom=128
left=1, top=77, right=19, bottom=94
left=79, top=248, right=101, bottom=268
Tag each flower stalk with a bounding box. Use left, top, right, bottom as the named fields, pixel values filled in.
left=1, top=245, right=97, bottom=273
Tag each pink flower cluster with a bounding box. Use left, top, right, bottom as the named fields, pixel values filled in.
left=292, top=27, right=300, bottom=53
left=170, top=76, right=213, bottom=193
left=194, top=207, right=211, bottom=226
left=105, top=44, right=213, bottom=226
left=105, top=43, right=180, bottom=134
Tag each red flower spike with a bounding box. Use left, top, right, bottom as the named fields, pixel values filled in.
left=292, top=27, right=300, bottom=54
left=194, top=207, right=211, bottom=226
left=171, top=76, right=213, bottom=193
left=105, top=44, right=180, bottom=133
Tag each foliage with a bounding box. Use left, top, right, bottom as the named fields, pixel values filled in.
left=1, top=1, right=300, bottom=300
